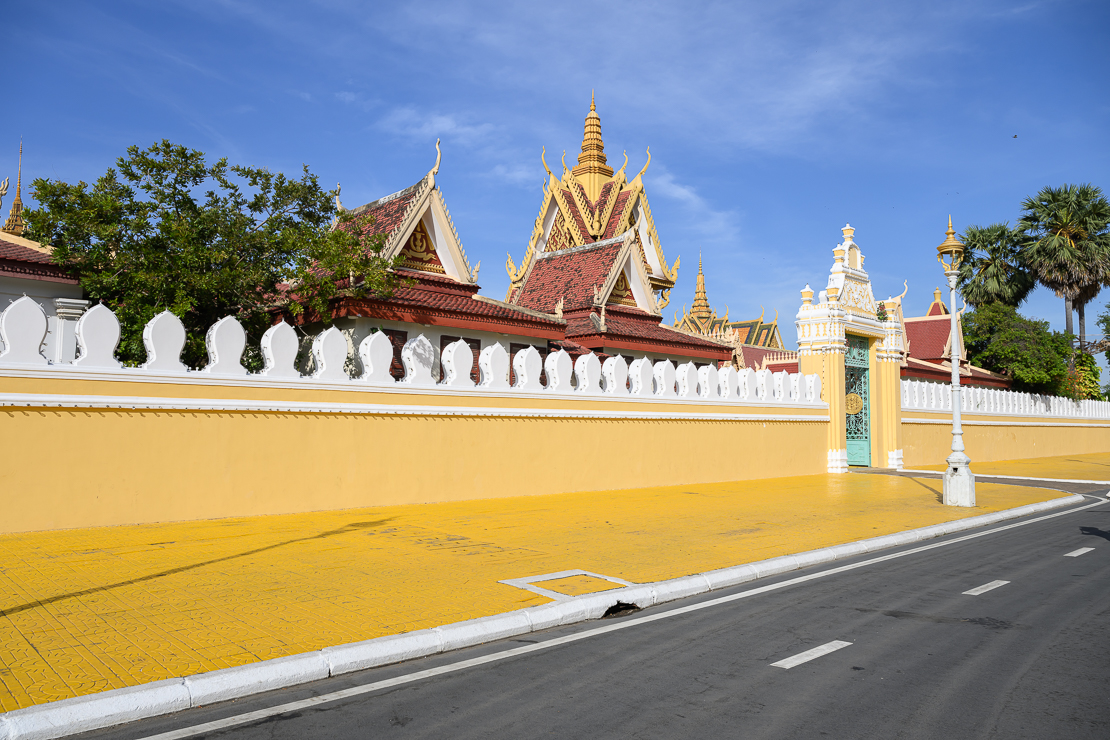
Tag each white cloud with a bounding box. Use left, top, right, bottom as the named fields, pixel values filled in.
left=376, top=107, right=496, bottom=147
left=647, top=165, right=739, bottom=248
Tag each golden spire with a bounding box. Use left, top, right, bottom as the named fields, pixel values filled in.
left=2, top=139, right=26, bottom=236
left=571, top=93, right=613, bottom=202
left=691, top=255, right=712, bottom=320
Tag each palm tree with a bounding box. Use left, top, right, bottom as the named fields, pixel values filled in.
left=1018, top=183, right=1110, bottom=344
left=956, top=223, right=1035, bottom=308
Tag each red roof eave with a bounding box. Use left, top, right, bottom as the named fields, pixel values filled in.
left=324, top=297, right=565, bottom=341
left=570, top=331, right=732, bottom=361
left=0, top=258, right=80, bottom=285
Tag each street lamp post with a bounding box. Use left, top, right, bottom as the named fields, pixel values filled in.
left=937, top=216, right=975, bottom=506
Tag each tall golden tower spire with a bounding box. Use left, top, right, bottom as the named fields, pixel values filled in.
left=2, top=140, right=26, bottom=236
left=571, top=92, right=613, bottom=202
left=691, top=255, right=712, bottom=320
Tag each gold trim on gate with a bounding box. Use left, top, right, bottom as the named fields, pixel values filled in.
left=845, top=393, right=863, bottom=415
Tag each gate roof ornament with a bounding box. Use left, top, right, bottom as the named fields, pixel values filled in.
left=796, top=224, right=906, bottom=362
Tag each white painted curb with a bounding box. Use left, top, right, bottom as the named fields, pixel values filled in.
left=0, top=493, right=1085, bottom=740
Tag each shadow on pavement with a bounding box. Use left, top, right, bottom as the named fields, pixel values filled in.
left=0, top=518, right=394, bottom=619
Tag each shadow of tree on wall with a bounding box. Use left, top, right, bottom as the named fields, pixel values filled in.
left=1079, top=525, right=1110, bottom=541
left=0, top=519, right=394, bottom=619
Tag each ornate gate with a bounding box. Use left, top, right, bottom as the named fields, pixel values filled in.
left=845, top=334, right=870, bottom=466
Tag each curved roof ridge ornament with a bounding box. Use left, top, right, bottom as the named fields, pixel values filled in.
left=758, top=305, right=765, bottom=323
left=895, top=280, right=909, bottom=301
left=431, top=138, right=442, bottom=176
left=541, top=146, right=552, bottom=179
left=635, top=147, right=651, bottom=181
left=616, top=150, right=628, bottom=176
left=561, top=149, right=568, bottom=175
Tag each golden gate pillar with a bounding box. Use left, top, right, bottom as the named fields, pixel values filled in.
left=796, top=225, right=906, bottom=472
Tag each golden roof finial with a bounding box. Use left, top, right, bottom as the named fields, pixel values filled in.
left=1, top=139, right=26, bottom=237
left=572, top=93, right=613, bottom=202
left=691, top=254, right=711, bottom=320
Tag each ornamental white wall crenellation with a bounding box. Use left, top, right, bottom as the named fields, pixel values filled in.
left=0, top=296, right=828, bottom=407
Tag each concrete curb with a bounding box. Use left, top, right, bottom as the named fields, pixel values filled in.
left=0, top=493, right=1086, bottom=740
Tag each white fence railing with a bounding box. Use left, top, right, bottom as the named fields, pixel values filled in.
left=901, top=378, right=1110, bottom=420
left=0, top=297, right=826, bottom=406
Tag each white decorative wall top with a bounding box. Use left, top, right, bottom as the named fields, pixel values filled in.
left=901, top=378, right=1110, bottom=420
left=0, top=300, right=828, bottom=409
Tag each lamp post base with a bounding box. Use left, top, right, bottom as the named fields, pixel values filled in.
left=943, top=452, right=976, bottom=507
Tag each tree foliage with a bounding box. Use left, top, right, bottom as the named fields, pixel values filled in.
left=962, top=302, right=1074, bottom=396
left=26, top=140, right=402, bottom=369
left=1061, top=351, right=1103, bottom=401
left=1018, top=183, right=1110, bottom=341
left=956, top=223, right=1035, bottom=308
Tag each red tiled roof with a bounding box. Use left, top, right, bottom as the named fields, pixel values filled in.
left=737, top=345, right=780, bottom=369
left=513, top=241, right=624, bottom=313
left=550, top=338, right=609, bottom=361
left=595, top=181, right=615, bottom=217
left=0, top=236, right=79, bottom=284
left=565, top=305, right=732, bottom=360
left=904, top=315, right=951, bottom=360
left=901, top=357, right=1010, bottom=389
left=765, top=360, right=800, bottom=373
left=345, top=182, right=422, bottom=239
left=560, top=190, right=592, bottom=241
left=602, top=191, right=633, bottom=239
left=573, top=183, right=596, bottom=217
left=308, top=270, right=564, bottom=339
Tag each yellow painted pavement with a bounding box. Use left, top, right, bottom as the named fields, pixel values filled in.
left=916, top=451, right=1110, bottom=480
left=0, top=473, right=1063, bottom=712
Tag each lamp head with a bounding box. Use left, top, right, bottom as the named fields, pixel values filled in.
left=936, top=215, right=964, bottom=273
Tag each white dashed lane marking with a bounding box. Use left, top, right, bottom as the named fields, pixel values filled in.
left=1064, top=547, right=1095, bottom=557
left=770, top=640, right=853, bottom=669
left=962, top=580, right=1010, bottom=596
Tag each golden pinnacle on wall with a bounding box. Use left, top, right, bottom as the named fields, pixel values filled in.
left=1, top=139, right=26, bottom=236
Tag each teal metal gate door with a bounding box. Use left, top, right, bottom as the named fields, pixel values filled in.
left=845, top=335, right=870, bottom=466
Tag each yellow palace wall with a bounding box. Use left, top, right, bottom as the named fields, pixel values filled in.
left=0, top=374, right=828, bottom=534
left=901, top=410, right=1110, bottom=467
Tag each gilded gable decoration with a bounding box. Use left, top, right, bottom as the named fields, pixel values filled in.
left=506, top=97, right=679, bottom=307
left=343, top=140, right=478, bottom=284
left=607, top=271, right=637, bottom=306
left=398, top=220, right=444, bottom=273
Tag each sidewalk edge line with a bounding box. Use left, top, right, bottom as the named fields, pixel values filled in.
left=0, top=493, right=1086, bottom=740
left=899, top=469, right=1110, bottom=485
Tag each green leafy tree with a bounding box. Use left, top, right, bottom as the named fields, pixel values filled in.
left=963, top=302, right=1074, bottom=396
left=1018, top=183, right=1110, bottom=344
left=956, top=223, right=1035, bottom=308
left=1061, top=351, right=1103, bottom=400
left=26, top=140, right=402, bottom=369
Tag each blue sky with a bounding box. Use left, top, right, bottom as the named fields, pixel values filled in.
left=3, top=0, right=1108, bottom=347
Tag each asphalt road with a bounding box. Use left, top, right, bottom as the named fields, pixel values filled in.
left=84, top=493, right=1110, bottom=740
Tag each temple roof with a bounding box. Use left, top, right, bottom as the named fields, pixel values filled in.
left=673, top=259, right=785, bottom=351
left=506, top=97, right=679, bottom=307
left=926, top=286, right=950, bottom=316
left=300, top=269, right=565, bottom=340
left=904, top=313, right=963, bottom=362
left=512, top=238, right=626, bottom=313
left=0, top=232, right=78, bottom=285
left=339, top=141, right=478, bottom=285
left=564, top=304, right=733, bottom=361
